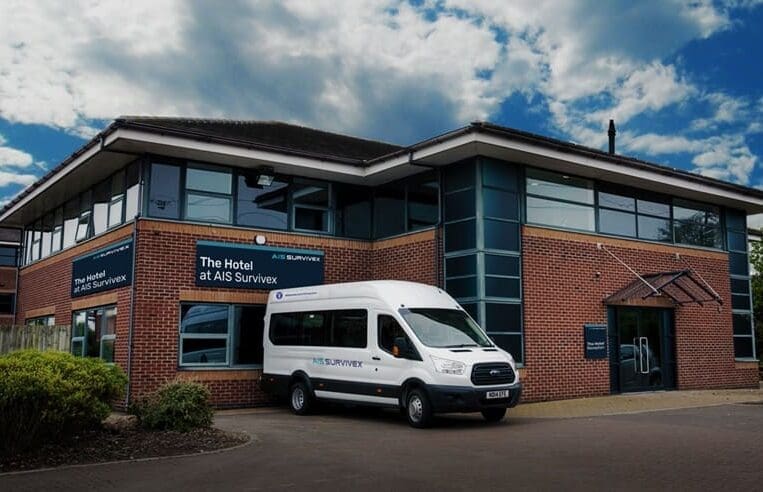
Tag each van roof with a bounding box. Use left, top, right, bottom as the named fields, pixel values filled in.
left=269, top=280, right=459, bottom=310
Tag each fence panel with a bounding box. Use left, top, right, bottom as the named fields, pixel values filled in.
left=0, top=325, right=71, bottom=354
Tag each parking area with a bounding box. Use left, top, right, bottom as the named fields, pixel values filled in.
left=3, top=393, right=763, bottom=491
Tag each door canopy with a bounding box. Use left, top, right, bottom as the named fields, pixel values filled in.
left=605, top=270, right=722, bottom=306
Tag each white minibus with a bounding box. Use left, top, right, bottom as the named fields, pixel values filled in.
left=260, top=280, right=521, bottom=427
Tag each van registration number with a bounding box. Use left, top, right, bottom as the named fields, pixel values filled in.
left=485, top=390, right=510, bottom=399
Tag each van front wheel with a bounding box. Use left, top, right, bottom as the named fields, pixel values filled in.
left=406, top=389, right=433, bottom=428
left=481, top=407, right=506, bottom=423
left=289, top=381, right=313, bottom=415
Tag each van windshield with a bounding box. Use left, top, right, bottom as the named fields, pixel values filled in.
left=399, top=308, right=493, bottom=348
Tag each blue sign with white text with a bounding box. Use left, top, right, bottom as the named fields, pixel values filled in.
left=195, top=241, right=324, bottom=290
left=71, top=239, right=133, bottom=297
left=584, top=324, right=608, bottom=359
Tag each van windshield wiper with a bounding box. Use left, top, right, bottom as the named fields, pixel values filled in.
left=443, top=343, right=479, bottom=348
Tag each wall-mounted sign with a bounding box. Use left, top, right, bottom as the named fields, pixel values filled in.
left=584, top=324, right=608, bottom=359
left=195, top=241, right=324, bottom=290
left=71, top=239, right=133, bottom=297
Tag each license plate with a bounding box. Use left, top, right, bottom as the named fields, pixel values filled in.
left=486, top=390, right=510, bottom=399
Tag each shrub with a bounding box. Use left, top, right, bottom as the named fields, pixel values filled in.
left=131, top=380, right=213, bottom=432
left=0, top=350, right=127, bottom=456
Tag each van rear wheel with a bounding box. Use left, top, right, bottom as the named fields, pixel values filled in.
left=289, top=381, right=313, bottom=415
left=481, top=407, right=506, bottom=423
left=406, top=389, right=433, bottom=428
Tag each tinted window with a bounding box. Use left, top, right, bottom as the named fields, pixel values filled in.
left=729, top=253, right=749, bottom=276
left=293, top=180, right=330, bottom=232
left=444, top=219, right=476, bottom=252
left=485, top=277, right=520, bottom=298
left=483, top=188, right=518, bottom=220
left=484, top=219, right=520, bottom=251
left=446, top=255, right=476, bottom=277
left=335, top=186, right=372, bottom=239
left=125, top=161, right=141, bottom=221
left=599, top=192, right=635, bottom=212
left=732, top=313, right=752, bottom=336
left=186, top=193, right=232, bottom=223
left=444, top=188, right=476, bottom=221
left=92, top=178, right=110, bottom=235
left=526, top=196, right=595, bottom=231
left=637, top=199, right=670, bottom=218
left=526, top=169, right=594, bottom=204
left=270, top=310, right=367, bottom=347
left=148, top=164, right=181, bottom=219
left=181, top=304, right=229, bottom=334
left=482, top=159, right=517, bottom=191
left=444, top=162, right=475, bottom=192
left=638, top=216, right=671, bottom=242
left=727, top=231, right=746, bottom=252
left=734, top=337, right=754, bottom=359
left=600, top=209, right=636, bottom=237
left=0, top=246, right=17, bottom=267
left=186, top=167, right=232, bottom=194
left=445, top=276, right=478, bottom=299
left=408, top=173, right=438, bottom=231
left=484, top=303, right=522, bottom=333
left=485, top=254, right=520, bottom=276
left=730, top=278, right=750, bottom=295
left=374, top=187, right=405, bottom=238
left=236, top=175, right=289, bottom=229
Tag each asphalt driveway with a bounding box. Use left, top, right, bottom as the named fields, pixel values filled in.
left=2, top=402, right=763, bottom=491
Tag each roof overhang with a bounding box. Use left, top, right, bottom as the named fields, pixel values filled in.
left=3, top=121, right=763, bottom=227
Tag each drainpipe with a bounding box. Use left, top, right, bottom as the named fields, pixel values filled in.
left=124, top=161, right=144, bottom=408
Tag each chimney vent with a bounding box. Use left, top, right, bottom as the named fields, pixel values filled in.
left=608, top=119, right=616, bottom=155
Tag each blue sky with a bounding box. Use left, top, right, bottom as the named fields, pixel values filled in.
left=1, top=1, right=762, bottom=223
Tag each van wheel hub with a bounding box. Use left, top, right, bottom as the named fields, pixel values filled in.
left=291, top=387, right=305, bottom=410
left=408, top=395, right=423, bottom=422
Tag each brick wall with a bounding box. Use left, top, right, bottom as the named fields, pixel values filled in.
left=521, top=226, right=758, bottom=402
left=130, top=219, right=439, bottom=407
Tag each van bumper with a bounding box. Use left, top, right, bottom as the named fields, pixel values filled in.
left=427, top=382, right=522, bottom=414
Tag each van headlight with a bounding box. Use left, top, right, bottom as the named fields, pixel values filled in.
left=430, top=355, right=466, bottom=375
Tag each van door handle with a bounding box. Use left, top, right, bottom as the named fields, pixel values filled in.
left=372, top=356, right=381, bottom=361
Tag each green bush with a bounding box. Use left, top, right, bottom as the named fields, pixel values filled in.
left=131, top=380, right=213, bottom=432
left=0, top=350, right=127, bottom=456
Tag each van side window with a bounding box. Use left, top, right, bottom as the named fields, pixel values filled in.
left=270, top=310, right=367, bottom=348
left=378, top=315, right=411, bottom=354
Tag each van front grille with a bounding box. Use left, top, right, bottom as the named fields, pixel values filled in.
left=471, top=363, right=515, bottom=386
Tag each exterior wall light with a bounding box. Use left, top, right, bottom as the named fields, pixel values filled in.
left=255, top=235, right=267, bottom=245
left=256, top=166, right=275, bottom=187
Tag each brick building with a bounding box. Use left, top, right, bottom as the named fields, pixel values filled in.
left=0, top=117, right=759, bottom=407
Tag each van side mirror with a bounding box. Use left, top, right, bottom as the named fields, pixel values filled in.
left=392, top=336, right=411, bottom=358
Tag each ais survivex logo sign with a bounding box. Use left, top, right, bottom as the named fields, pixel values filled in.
left=195, top=240, right=324, bottom=290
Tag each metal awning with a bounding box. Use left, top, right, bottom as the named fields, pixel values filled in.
left=605, top=269, right=723, bottom=306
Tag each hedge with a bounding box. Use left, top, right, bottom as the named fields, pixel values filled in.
left=0, top=350, right=127, bottom=456
left=130, top=379, right=213, bottom=432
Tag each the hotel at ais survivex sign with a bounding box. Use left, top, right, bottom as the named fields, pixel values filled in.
left=71, top=239, right=134, bottom=297
left=195, top=240, right=324, bottom=290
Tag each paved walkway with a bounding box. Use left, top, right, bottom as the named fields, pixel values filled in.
left=509, top=385, right=763, bottom=419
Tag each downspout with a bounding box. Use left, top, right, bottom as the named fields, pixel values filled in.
left=124, top=160, right=144, bottom=408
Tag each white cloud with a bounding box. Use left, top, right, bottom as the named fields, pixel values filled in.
left=0, top=0, right=759, bottom=186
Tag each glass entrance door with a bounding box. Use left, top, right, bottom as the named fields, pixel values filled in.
left=616, top=308, right=665, bottom=392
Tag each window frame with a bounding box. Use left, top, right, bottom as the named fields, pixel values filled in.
left=268, top=309, right=369, bottom=349
left=70, top=305, right=116, bottom=363
left=291, top=178, right=332, bottom=234
left=183, top=164, right=234, bottom=224
left=178, top=303, right=266, bottom=369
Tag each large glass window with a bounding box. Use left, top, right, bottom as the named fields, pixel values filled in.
left=31, top=220, right=41, bottom=261
left=269, top=309, right=368, bottom=347
left=108, top=169, right=125, bottom=228
left=41, top=213, right=53, bottom=258
left=526, top=169, right=595, bottom=231
left=236, top=174, right=288, bottom=230
left=673, top=199, right=722, bottom=249
left=50, top=208, right=63, bottom=253
left=76, top=190, right=92, bottom=242
left=148, top=163, right=181, bottom=219
left=374, top=186, right=406, bottom=238
left=124, top=161, right=141, bottom=221
left=407, top=172, right=438, bottom=231
left=185, top=165, right=232, bottom=223
left=179, top=303, right=266, bottom=367
left=292, top=180, right=330, bottom=232
left=0, top=246, right=17, bottom=267
left=92, top=178, right=110, bottom=235
left=335, top=185, right=372, bottom=239
left=71, top=305, right=116, bottom=363
left=63, top=197, right=79, bottom=249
